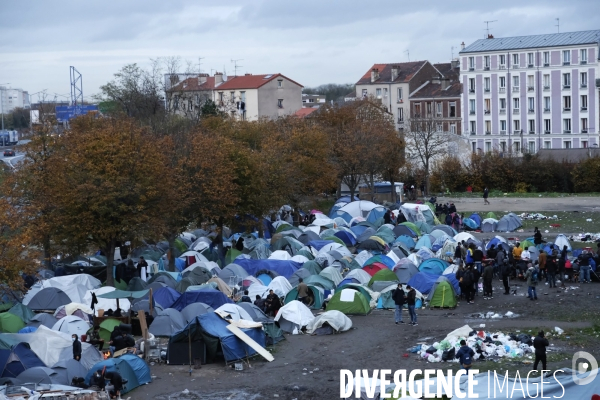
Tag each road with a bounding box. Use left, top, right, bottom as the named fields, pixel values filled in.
left=440, top=195, right=600, bottom=212
left=1, top=147, right=25, bottom=169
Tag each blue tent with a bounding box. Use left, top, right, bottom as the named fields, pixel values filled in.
left=363, top=255, right=395, bottom=269
left=395, top=235, right=416, bottom=249
left=329, top=209, right=353, bottom=223
left=85, top=353, right=151, bottom=394
left=349, top=225, right=370, bottom=238
left=153, top=287, right=181, bottom=309
left=418, top=258, right=447, bottom=275
left=0, top=342, right=46, bottom=378
left=234, top=259, right=301, bottom=279
left=170, top=313, right=266, bottom=363
left=486, top=237, right=507, bottom=250
left=174, top=257, right=186, bottom=272
left=407, top=272, right=441, bottom=295
left=336, top=196, right=359, bottom=204
left=256, top=274, right=272, bottom=286
left=338, top=278, right=360, bottom=288
left=307, top=240, right=335, bottom=251
left=414, top=235, right=433, bottom=250
left=469, top=214, right=482, bottom=227
left=17, top=327, right=37, bottom=334
left=366, top=206, right=387, bottom=223
left=334, top=231, right=357, bottom=246
left=171, top=289, right=233, bottom=311
left=462, top=218, right=478, bottom=230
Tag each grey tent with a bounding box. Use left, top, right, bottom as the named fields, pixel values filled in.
left=180, top=302, right=214, bottom=323
left=27, top=313, right=58, bottom=329
left=16, top=366, right=60, bottom=385
left=217, top=264, right=248, bottom=285
left=288, top=268, right=312, bottom=287
left=52, top=359, right=89, bottom=385
left=496, top=213, right=523, bottom=232
left=130, top=300, right=162, bottom=317
left=182, top=267, right=212, bottom=284
left=27, top=288, right=71, bottom=311
left=389, top=247, right=408, bottom=260
left=430, top=225, right=457, bottom=236
left=148, top=308, right=185, bottom=337
left=237, top=303, right=271, bottom=323
left=8, top=303, right=35, bottom=324
left=126, top=277, right=148, bottom=292
left=37, top=270, right=55, bottom=279
left=371, top=281, right=400, bottom=292
left=393, top=260, right=419, bottom=283
left=481, top=218, right=498, bottom=233
left=147, top=272, right=178, bottom=289
left=236, top=302, right=283, bottom=345
left=297, top=231, right=321, bottom=245
left=356, top=228, right=377, bottom=243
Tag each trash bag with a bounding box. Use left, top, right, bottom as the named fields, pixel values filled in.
left=442, top=347, right=455, bottom=361
left=426, top=346, right=436, bottom=354
left=516, top=334, right=532, bottom=346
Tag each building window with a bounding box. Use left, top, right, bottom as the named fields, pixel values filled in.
left=218, top=92, right=223, bottom=103
left=513, top=97, right=520, bottom=112
left=563, top=118, right=571, bottom=133
left=582, top=118, right=588, bottom=132
left=277, top=79, right=283, bottom=88
left=528, top=97, right=535, bottom=112
left=362, top=89, right=368, bottom=98
left=563, top=96, right=571, bottom=111
left=514, top=141, right=521, bottom=152
left=240, top=91, right=246, bottom=102
left=484, top=77, right=490, bottom=92
left=397, top=88, right=403, bottom=101
left=527, top=75, right=534, bottom=91
left=580, top=49, right=587, bottom=64
left=468, top=57, right=475, bottom=70
left=470, top=121, right=476, bottom=134
left=528, top=119, right=535, bottom=134
left=469, top=99, right=476, bottom=114
left=414, top=103, right=421, bottom=117
left=527, top=52, right=534, bottom=67
left=512, top=53, right=519, bottom=68
left=484, top=56, right=490, bottom=70
left=277, top=99, right=283, bottom=108
left=563, top=50, right=570, bottom=65
left=383, top=88, right=388, bottom=98
left=514, top=119, right=521, bottom=133
left=499, top=98, right=506, bottom=111
left=499, top=76, right=506, bottom=91
left=564, top=141, right=571, bottom=149
left=485, top=120, right=491, bottom=134
left=472, top=142, right=477, bottom=152
left=426, top=102, right=432, bottom=117
left=376, top=88, right=382, bottom=97
left=398, top=108, right=404, bottom=122
left=544, top=141, right=551, bottom=149
left=543, top=74, right=550, bottom=89
left=581, top=95, right=588, bottom=110
left=512, top=75, right=519, bottom=91
left=580, top=72, right=588, bottom=87
left=500, top=141, right=507, bottom=152
left=499, top=54, right=506, bottom=68
left=562, top=73, right=571, bottom=88
left=484, top=99, right=491, bottom=114
left=528, top=141, right=535, bottom=153
left=436, top=102, right=442, bottom=117
left=450, top=124, right=456, bottom=134
left=485, top=141, right=492, bottom=152
left=449, top=102, right=456, bottom=117
left=543, top=51, right=550, bottom=66
left=469, top=78, right=475, bottom=93
left=500, top=120, right=507, bottom=132
left=230, top=91, right=235, bottom=103
left=582, top=140, right=588, bottom=148
left=544, top=96, right=550, bottom=111
left=544, top=119, right=551, bottom=133
left=437, top=123, right=443, bottom=132
left=188, top=101, right=193, bottom=111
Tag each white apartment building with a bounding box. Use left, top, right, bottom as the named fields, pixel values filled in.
left=0, top=87, right=30, bottom=114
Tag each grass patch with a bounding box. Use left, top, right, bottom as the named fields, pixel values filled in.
left=443, top=191, right=600, bottom=198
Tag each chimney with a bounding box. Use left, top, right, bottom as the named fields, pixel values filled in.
left=245, top=73, right=252, bottom=76
left=460, top=41, right=465, bottom=50
left=198, top=73, right=208, bottom=85
left=391, top=65, right=400, bottom=81
left=371, top=68, right=379, bottom=83
left=215, top=72, right=223, bottom=85
left=451, top=58, right=460, bottom=70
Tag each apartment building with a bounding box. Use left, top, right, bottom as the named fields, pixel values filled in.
left=460, top=30, right=600, bottom=153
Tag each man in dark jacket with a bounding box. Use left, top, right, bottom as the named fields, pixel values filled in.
left=487, top=244, right=497, bottom=263
left=240, top=290, right=252, bottom=303
left=473, top=247, right=484, bottom=274
left=105, top=371, right=125, bottom=399
left=456, top=340, right=475, bottom=371
left=578, top=250, right=592, bottom=283
left=254, top=295, right=266, bottom=311
left=406, top=286, right=417, bottom=326
left=533, top=330, right=549, bottom=372
left=265, top=290, right=281, bottom=316
left=392, top=284, right=405, bottom=324
left=482, top=262, right=494, bottom=299
left=72, top=334, right=82, bottom=361
left=462, top=266, right=475, bottom=304
left=89, top=369, right=105, bottom=390
left=546, top=255, right=558, bottom=288
left=454, top=243, right=463, bottom=265
left=497, top=249, right=510, bottom=294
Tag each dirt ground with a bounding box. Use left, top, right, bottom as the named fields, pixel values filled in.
left=133, top=197, right=600, bottom=399
left=441, top=195, right=600, bottom=213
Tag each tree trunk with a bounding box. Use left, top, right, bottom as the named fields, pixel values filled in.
left=167, top=233, right=177, bottom=272
left=43, top=234, right=52, bottom=270
left=425, top=160, right=430, bottom=199
left=105, top=239, right=116, bottom=287
left=369, top=172, right=375, bottom=202
left=217, top=216, right=225, bottom=266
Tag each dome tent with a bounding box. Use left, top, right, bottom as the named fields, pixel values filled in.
left=326, top=289, right=370, bottom=315
left=426, top=276, right=458, bottom=308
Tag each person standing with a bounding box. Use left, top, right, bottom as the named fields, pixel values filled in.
left=538, top=249, right=547, bottom=282
left=482, top=261, right=494, bottom=300
left=454, top=243, right=463, bottom=265
left=546, top=254, right=557, bottom=288
left=558, top=246, right=568, bottom=288
left=462, top=266, right=475, bottom=304
left=406, top=285, right=417, bottom=326
left=533, top=330, right=549, bottom=373
left=534, top=227, right=543, bottom=245
left=456, top=340, right=475, bottom=371
left=497, top=248, right=511, bottom=294
left=138, top=256, right=148, bottom=281
left=483, top=187, right=490, bottom=205
left=525, top=263, right=538, bottom=300
left=297, top=278, right=309, bottom=305
left=72, top=334, right=82, bottom=361
left=392, top=284, right=405, bottom=324
left=578, top=250, right=592, bottom=283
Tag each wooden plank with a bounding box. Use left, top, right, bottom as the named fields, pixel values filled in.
left=225, top=324, right=274, bottom=362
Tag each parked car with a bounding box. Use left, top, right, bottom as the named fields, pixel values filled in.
left=3, top=149, right=15, bottom=157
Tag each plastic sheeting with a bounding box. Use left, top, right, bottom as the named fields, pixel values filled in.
left=171, top=288, right=233, bottom=311
left=274, top=300, right=315, bottom=332
left=305, top=310, right=352, bottom=334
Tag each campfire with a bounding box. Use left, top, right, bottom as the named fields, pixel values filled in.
left=103, top=351, right=111, bottom=359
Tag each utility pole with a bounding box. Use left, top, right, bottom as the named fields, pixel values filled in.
left=231, top=59, right=243, bottom=76
left=484, top=20, right=498, bottom=38
left=404, top=50, right=410, bottom=62
left=555, top=18, right=560, bottom=33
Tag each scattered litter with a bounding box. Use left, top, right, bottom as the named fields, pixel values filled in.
left=468, top=311, right=519, bottom=319
left=555, top=327, right=564, bottom=335
left=518, top=212, right=558, bottom=221
left=182, top=389, right=189, bottom=395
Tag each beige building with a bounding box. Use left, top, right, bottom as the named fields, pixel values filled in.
left=168, top=73, right=303, bottom=121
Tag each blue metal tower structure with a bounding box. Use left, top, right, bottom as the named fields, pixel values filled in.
left=70, top=66, right=83, bottom=106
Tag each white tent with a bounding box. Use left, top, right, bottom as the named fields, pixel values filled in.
left=179, top=250, right=210, bottom=264
left=274, top=300, right=315, bottom=333
left=290, top=255, right=309, bottom=263
left=306, top=310, right=352, bottom=334
left=338, top=201, right=379, bottom=218
left=554, top=234, right=572, bottom=251
left=354, top=250, right=373, bottom=267
left=38, top=274, right=101, bottom=304
left=214, top=304, right=254, bottom=322
left=344, top=269, right=372, bottom=285
left=269, top=250, right=292, bottom=260
left=82, top=286, right=131, bottom=317
left=52, top=315, right=91, bottom=336
left=454, top=232, right=477, bottom=243
left=247, top=283, right=270, bottom=299
left=267, top=276, right=293, bottom=297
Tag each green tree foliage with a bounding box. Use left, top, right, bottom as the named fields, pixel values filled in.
left=572, top=157, right=600, bottom=192
left=303, top=83, right=355, bottom=102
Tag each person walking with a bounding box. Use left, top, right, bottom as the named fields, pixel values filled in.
left=525, top=263, right=539, bottom=300
left=483, top=187, right=490, bottom=205
left=392, top=284, right=405, bottom=324
left=72, top=334, right=82, bottom=361
left=482, top=261, right=494, bottom=299
left=533, top=227, right=543, bottom=245
left=462, top=266, right=475, bottom=304
left=533, top=330, right=549, bottom=373
left=456, top=340, right=475, bottom=371
left=406, top=285, right=417, bottom=326
left=558, top=246, right=568, bottom=288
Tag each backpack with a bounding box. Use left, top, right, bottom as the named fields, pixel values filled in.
left=531, top=268, right=539, bottom=284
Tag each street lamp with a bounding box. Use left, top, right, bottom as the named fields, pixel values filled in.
left=0, top=83, right=10, bottom=132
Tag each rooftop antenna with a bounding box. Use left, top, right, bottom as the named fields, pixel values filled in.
left=404, top=50, right=410, bottom=62
left=555, top=18, right=560, bottom=33
left=484, top=20, right=498, bottom=38
left=231, top=59, right=243, bottom=76
left=198, top=57, right=205, bottom=74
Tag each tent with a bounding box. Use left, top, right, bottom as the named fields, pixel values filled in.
left=363, top=255, right=395, bottom=269
left=414, top=221, right=432, bottom=234
left=554, top=234, right=572, bottom=251
left=171, top=289, right=233, bottom=311
left=237, top=303, right=271, bottom=323
left=153, top=287, right=181, bottom=309
left=274, top=300, right=315, bottom=333
left=362, top=262, right=387, bottom=277
left=468, top=213, right=482, bottom=228
left=376, top=284, right=399, bottom=309
left=426, top=276, right=458, bottom=308
left=496, top=213, right=523, bottom=232
left=84, top=353, right=151, bottom=394
left=462, top=218, right=478, bottom=230
left=0, top=342, right=46, bottom=378
left=334, top=231, right=357, bottom=247
left=53, top=303, right=92, bottom=321
left=520, top=240, right=535, bottom=252
left=8, top=304, right=34, bottom=324
left=485, top=211, right=497, bottom=219
left=338, top=200, right=379, bottom=218
left=395, top=235, right=416, bottom=249
left=26, top=313, right=57, bottom=329
left=414, top=235, right=433, bottom=250
left=288, top=269, right=312, bottom=288
left=481, top=218, right=498, bottom=233
left=16, top=366, right=60, bottom=385
left=149, top=308, right=186, bottom=337
left=234, top=258, right=301, bottom=279
left=170, top=312, right=265, bottom=363
left=217, top=264, right=249, bottom=285
left=82, top=286, right=132, bottom=317
left=305, top=311, right=352, bottom=335
left=407, top=272, right=442, bottom=295
left=431, top=225, right=457, bottom=237
left=400, top=222, right=422, bottom=236
left=52, top=358, right=89, bottom=386
left=0, top=313, right=25, bottom=333
left=368, top=269, right=398, bottom=287
left=486, top=236, right=508, bottom=250
left=181, top=303, right=214, bottom=323
left=418, top=258, right=448, bottom=276
left=345, top=269, right=373, bottom=285
left=319, top=267, right=343, bottom=286
left=52, top=315, right=90, bottom=337
left=26, top=287, right=71, bottom=311
left=284, top=285, right=325, bottom=310
left=304, top=275, right=335, bottom=291
left=326, top=289, right=370, bottom=315
left=393, top=260, right=419, bottom=283
left=98, top=318, right=122, bottom=343
left=392, top=225, right=417, bottom=238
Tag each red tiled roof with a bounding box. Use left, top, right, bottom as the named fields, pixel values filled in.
left=217, top=74, right=303, bottom=90
left=170, top=76, right=216, bottom=92
left=294, top=108, right=319, bottom=118
left=356, top=61, right=428, bottom=85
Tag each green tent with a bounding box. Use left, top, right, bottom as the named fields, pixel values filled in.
left=304, top=275, right=334, bottom=290
left=114, top=278, right=128, bottom=290
left=485, top=211, right=497, bottom=219
left=336, top=284, right=373, bottom=304
left=8, top=303, right=35, bottom=324
left=415, top=221, right=432, bottom=234
left=400, top=222, right=421, bottom=236
left=297, top=249, right=315, bottom=260
left=327, top=289, right=370, bottom=315
left=0, top=303, right=13, bottom=313
left=375, top=227, right=396, bottom=245
left=368, top=269, right=399, bottom=287
left=520, top=240, right=535, bottom=251
left=225, top=248, right=242, bottom=265
left=301, top=260, right=322, bottom=275
left=0, top=312, right=25, bottom=333
left=424, top=202, right=436, bottom=214
left=173, top=238, right=189, bottom=254
left=284, top=285, right=324, bottom=310
left=427, top=278, right=457, bottom=309
left=321, top=236, right=346, bottom=247
left=99, top=318, right=122, bottom=342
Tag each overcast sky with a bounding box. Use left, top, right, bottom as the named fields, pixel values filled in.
left=2, top=0, right=599, bottom=102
